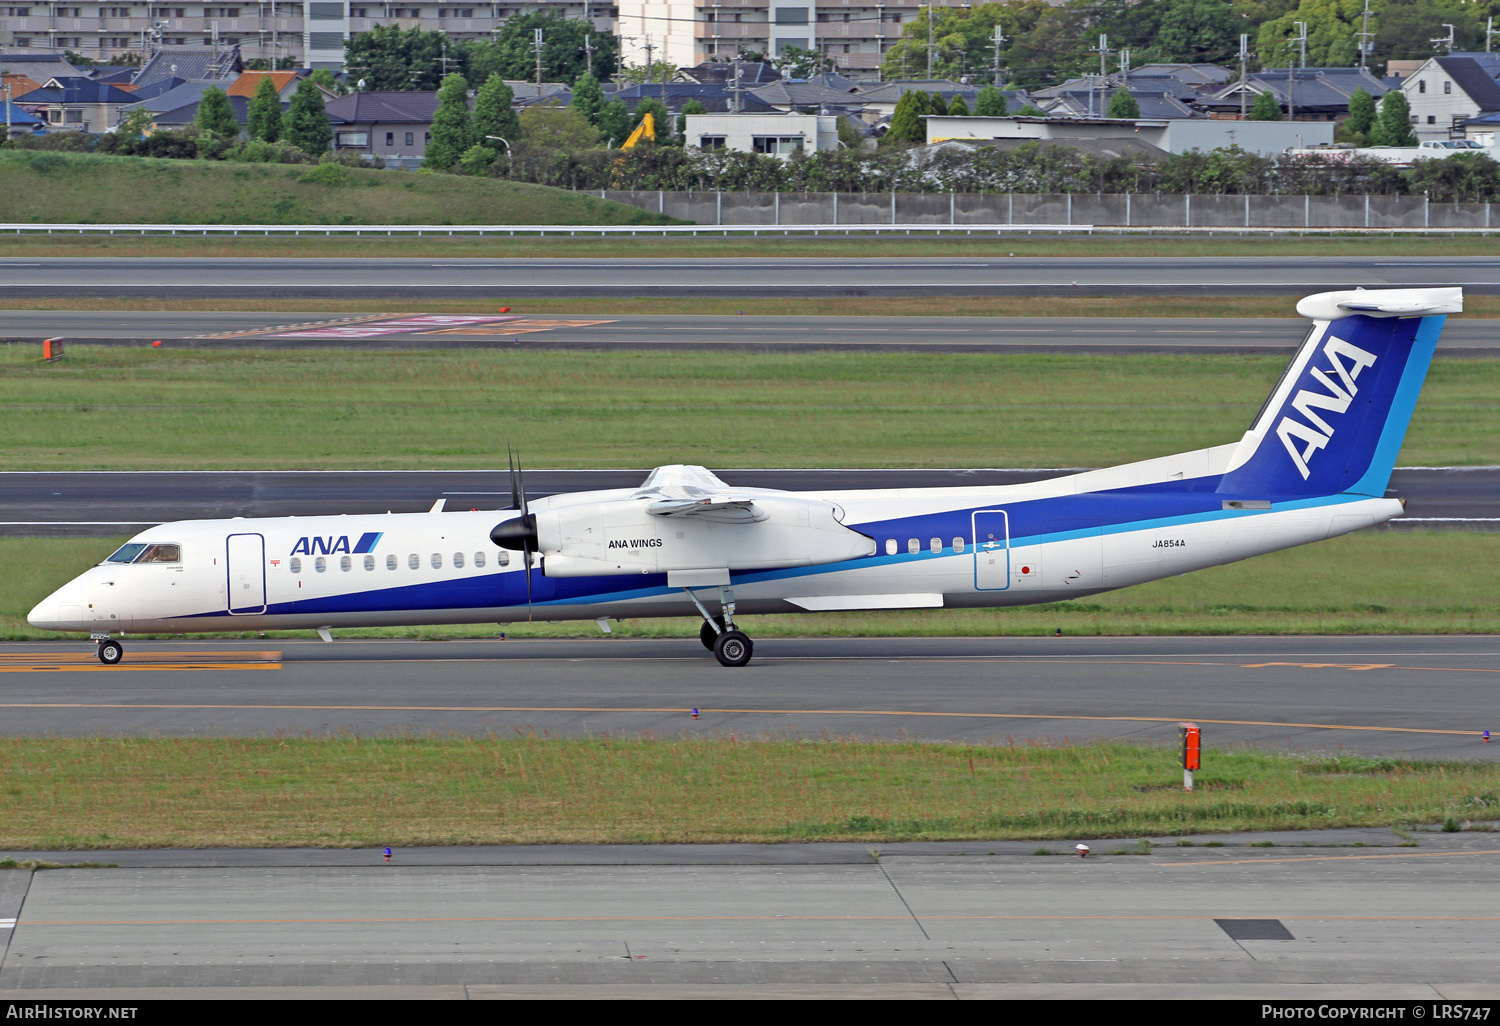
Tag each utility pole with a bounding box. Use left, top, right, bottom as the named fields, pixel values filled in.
left=1239, top=33, right=1249, bottom=120
left=1432, top=23, right=1456, bottom=55
left=1091, top=33, right=1109, bottom=117
left=989, top=23, right=1004, bottom=86
left=533, top=27, right=544, bottom=87
left=1489, top=17, right=1500, bottom=53
left=1357, top=0, right=1374, bottom=68
left=926, top=3, right=935, bottom=80
left=1295, top=20, right=1307, bottom=68
left=584, top=32, right=595, bottom=78
left=1288, top=22, right=1307, bottom=121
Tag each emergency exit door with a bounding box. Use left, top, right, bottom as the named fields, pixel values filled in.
left=226, top=533, right=266, bottom=615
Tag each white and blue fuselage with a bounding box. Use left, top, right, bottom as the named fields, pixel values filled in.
left=26, top=287, right=1459, bottom=666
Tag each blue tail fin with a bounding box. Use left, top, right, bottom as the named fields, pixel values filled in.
left=1216, top=287, right=1460, bottom=499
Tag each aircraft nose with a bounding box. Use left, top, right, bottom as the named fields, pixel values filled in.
left=27, top=580, right=86, bottom=631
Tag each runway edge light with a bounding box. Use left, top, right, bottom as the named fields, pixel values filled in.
left=1179, top=723, right=1201, bottom=792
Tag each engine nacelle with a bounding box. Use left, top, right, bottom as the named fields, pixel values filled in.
left=536, top=496, right=874, bottom=577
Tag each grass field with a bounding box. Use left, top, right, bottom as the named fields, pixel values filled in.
left=5, top=531, right=1497, bottom=640
left=2, top=346, right=1497, bottom=471
left=0, top=150, right=678, bottom=227
left=1, top=737, right=1495, bottom=849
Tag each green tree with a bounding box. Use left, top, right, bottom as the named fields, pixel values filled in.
left=880, top=2, right=1051, bottom=85
left=1153, top=0, right=1241, bottom=65
left=310, top=68, right=347, bottom=95
left=117, top=106, right=154, bottom=139
left=947, top=94, right=970, bottom=116
left=570, top=72, right=605, bottom=126
left=974, top=84, right=1008, bottom=117
left=596, top=99, right=633, bottom=148
left=472, top=74, right=520, bottom=154
left=1341, top=86, right=1375, bottom=144
left=284, top=77, right=332, bottom=155
left=677, top=97, right=707, bottom=139
left=1249, top=89, right=1283, bottom=121
left=425, top=73, right=474, bottom=171
left=458, top=142, right=497, bottom=176
left=517, top=102, right=601, bottom=149
left=1370, top=89, right=1417, bottom=147
left=465, top=13, right=617, bottom=85
left=194, top=85, right=239, bottom=139
left=884, top=90, right=928, bottom=146
left=770, top=44, right=834, bottom=79
left=344, top=23, right=449, bottom=91
left=247, top=75, right=282, bottom=142
left=1106, top=89, right=1140, bottom=119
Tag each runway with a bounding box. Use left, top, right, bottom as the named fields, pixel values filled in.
left=0, top=254, right=1495, bottom=297
left=2, top=636, right=1497, bottom=761
left=2, top=467, right=1492, bottom=536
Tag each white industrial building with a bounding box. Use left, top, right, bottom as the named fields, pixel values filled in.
left=924, top=114, right=1333, bottom=158
left=685, top=111, right=837, bottom=155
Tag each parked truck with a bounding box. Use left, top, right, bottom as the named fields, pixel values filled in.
left=1287, top=139, right=1497, bottom=166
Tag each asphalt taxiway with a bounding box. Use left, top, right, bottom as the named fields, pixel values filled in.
left=2, top=634, right=1500, bottom=998
left=2, top=636, right=1496, bottom=760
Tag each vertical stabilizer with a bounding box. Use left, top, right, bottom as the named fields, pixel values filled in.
left=1215, top=287, right=1460, bottom=499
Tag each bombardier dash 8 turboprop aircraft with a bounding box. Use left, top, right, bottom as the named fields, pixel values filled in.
left=29, top=287, right=1459, bottom=667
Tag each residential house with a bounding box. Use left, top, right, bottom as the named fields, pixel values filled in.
left=10, top=75, right=138, bottom=132
left=323, top=89, right=441, bottom=162
left=1199, top=67, right=1389, bottom=122
left=1401, top=54, right=1500, bottom=141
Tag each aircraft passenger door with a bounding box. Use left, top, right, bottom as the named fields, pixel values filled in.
left=226, top=533, right=267, bottom=615
left=972, top=510, right=1009, bottom=591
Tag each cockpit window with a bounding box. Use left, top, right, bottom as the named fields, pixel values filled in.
left=103, top=542, right=180, bottom=564
left=105, top=543, right=148, bottom=564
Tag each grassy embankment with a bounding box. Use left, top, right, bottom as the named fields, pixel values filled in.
left=1, top=344, right=1496, bottom=639
left=2, top=737, right=1497, bottom=849
left=0, top=149, right=678, bottom=227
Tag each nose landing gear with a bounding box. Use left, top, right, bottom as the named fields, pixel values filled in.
left=92, top=634, right=123, bottom=665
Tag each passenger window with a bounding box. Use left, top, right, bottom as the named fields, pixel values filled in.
left=386, top=554, right=397, bottom=570
left=885, top=539, right=897, bottom=556
left=930, top=538, right=941, bottom=554
left=315, top=556, right=327, bottom=573
left=474, top=551, right=486, bottom=568
left=453, top=551, right=465, bottom=569
left=497, top=550, right=509, bottom=566
left=408, top=553, right=420, bottom=570
left=364, top=555, right=375, bottom=571
left=289, top=557, right=301, bottom=574
left=952, top=537, right=965, bottom=553
left=340, top=555, right=351, bottom=572
left=907, top=538, right=919, bottom=554
left=431, top=553, right=443, bottom=569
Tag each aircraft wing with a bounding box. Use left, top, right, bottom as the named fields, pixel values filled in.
left=633, top=464, right=767, bottom=522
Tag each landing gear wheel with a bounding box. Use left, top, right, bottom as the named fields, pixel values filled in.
left=713, top=630, right=753, bottom=668
left=97, top=640, right=123, bottom=665
left=700, top=617, right=726, bottom=651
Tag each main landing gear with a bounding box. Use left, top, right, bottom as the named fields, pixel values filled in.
left=685, top=587, right=754, bottom=667
left=93, top=633, right=123, bottom=665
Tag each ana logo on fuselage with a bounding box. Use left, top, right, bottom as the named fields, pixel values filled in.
left=290, top=532, right=383, bottom=556
left=1275, top=335, right=1378, bottom=480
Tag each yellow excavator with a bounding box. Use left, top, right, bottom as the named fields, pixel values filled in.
left=612, top=111, right=655, bottom=185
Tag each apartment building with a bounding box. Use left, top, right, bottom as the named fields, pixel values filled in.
left=616, top=0, right=929, bottom=75
left=1, top=1, right=616, bottom=69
